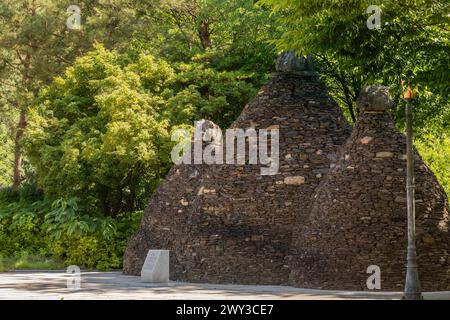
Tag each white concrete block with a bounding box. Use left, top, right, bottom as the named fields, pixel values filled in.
left=141, top=250, right=169, bottom=283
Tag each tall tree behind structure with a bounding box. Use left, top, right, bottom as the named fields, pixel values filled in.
left=0, top=0, right=149, bottom=189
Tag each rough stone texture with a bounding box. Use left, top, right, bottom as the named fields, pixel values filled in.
left=123, top=70, right=351, bottom=285
left=275, top=51, right=316, bottom=74
left=288, top=86, right=450, bottom=291
left=356, top=85, right=393, bottom=113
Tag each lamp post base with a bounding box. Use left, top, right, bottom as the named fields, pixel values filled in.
left=403, top=255, right=423, bottom=300
left=402, top=292, right=424, bottom=300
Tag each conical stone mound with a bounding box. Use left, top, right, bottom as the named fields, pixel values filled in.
left=289, top=86, right=450, bottom=291
left=123, top=53, right=351, bottom=284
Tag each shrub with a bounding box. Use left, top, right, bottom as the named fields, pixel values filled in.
left=49, top=236, right=121, bottom=270
left=416, top=133, right=450, bottom=198
left=0, top=194, right=143, bottom=271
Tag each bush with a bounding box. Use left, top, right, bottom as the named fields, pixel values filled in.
left=49, top=236, right=121, bottom=270
left=0, top=194, right=143, bottom=271
left=416, top=133, right=450, bottom=198
left=0, top=123, right=14, bottom=188
left=24, top=46, right=261, bottom=217
left=0, top=253, right=65, bottom=271
left=0, top=199, right=50, bottom=256
left=24, top=45, right=172, bottom=217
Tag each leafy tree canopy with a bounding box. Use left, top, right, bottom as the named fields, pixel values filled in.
left=24, top=44, right=258, bottom=216
left=25, top=45, right=172, bottom=216
left=260, top=0, right=449, bottom=130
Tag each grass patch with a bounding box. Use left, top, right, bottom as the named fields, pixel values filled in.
left=0, top=254, right=65, bottom=272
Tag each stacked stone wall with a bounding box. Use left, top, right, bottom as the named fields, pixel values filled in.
left=123, top=72, right=351, bottom=284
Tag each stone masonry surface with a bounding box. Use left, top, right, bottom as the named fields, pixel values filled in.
left=123, top=70, right=351, bottom=285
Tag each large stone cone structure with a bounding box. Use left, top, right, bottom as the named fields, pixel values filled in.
left=289, top=86, right=450, bottom=291
left=123, top=52, right=351, bottom=284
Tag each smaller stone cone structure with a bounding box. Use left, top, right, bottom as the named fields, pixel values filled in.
left=289, top=86, right=450, bottom=291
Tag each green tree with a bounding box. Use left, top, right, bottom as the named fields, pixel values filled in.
left=0, top=0, right=153, bottom=189
left=261, top=0, right=450, bottom=195
left=24, top=44, right=258, bottom=215
left=132, top=0, right=280, bottom=77
left=0, top=77, right=18, bottom=187
left=166, top=62, right=257, bottom=128
left=25, top=45, right=172, bottom=216
left=0, top=124, right=15, bottom=187
left=260, top=0, right=449, bottom=123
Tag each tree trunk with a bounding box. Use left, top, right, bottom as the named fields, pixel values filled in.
left=198, top=20, right=211, bottom=50
left=342, top=85, right=357, bottom=123
left=111, top=188, right=123, bottom=217
left=12, top=110, right=26, bottom=189
left=126, top=174, right=137, bottom=212
left=12, top=48, right=31, bottom=190
left=98, top=185, right=111, bottom=216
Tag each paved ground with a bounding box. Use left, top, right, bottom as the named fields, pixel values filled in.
left=0, top=271, right=449, bottom=300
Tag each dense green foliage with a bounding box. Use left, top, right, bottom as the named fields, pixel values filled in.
left=261, top=0, right=450, bottom=194
left=416, top=134, right=450, bottom=197
left=261, top=0, right=449, bottom=92
left=0, top=0, right=278, bottom=191
left=0, top=0, right=278, bottom=270
left=24, top=45, right=257, bottom=216
left=0, top=0, right=448, bottom=271
left=0, top=77, right=18, bottom=187
left=25, top=46, right=173, bottom=216
left=0, top=189, right=143, bottom=270
left=0, top=124, right=14, bottom=187
left=261, top=0, right=449, bottom=123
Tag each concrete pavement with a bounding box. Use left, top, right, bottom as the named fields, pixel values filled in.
left=0, top=271, right=449, bottom=300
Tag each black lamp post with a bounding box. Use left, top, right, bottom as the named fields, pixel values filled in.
left=402, top=86, right=423, bottom=300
